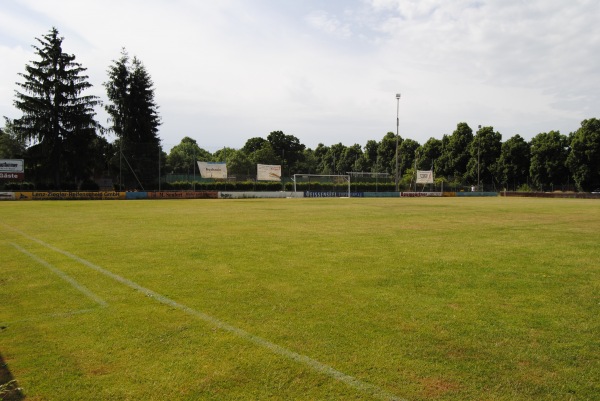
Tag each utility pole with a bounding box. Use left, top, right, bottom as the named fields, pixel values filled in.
left=395, top=93, right=401, bottom=192
left=477, top=125, right=481, bottom=191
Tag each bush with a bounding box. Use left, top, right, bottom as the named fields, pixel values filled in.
left=517, top=183, right=533, bottom=192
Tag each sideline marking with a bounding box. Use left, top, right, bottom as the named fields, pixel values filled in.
left=4, top=224, right=405, bottom=401
left=9, top=242, right=107, bottom=307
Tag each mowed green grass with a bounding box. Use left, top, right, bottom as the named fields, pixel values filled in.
left=0, top=197, right=598, bottom=400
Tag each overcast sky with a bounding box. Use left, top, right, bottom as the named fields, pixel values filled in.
left=1, top=0, right=599, bottom=152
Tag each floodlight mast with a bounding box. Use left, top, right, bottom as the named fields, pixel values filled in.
left=477, top=124, right=481, bottom=191
left=395, top=93, right=401, bottom=192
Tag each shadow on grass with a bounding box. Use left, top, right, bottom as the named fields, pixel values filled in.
left=0, top=350, right=25, bottom=401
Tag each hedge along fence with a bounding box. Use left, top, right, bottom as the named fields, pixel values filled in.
left=163, top=181, right=285, bottom=191
left=162, top=181, right=398, bottom=192
left=283, top=182, right=396, bottom=192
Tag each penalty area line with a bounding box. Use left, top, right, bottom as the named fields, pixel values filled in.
left=4, top=224, right=406, bottom=401
left=9, top=242, right=108, bottom=308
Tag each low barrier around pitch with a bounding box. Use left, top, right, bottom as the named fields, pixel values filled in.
left=1, top=190, right=506, bottom=200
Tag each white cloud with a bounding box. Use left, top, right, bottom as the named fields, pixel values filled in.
left=1, top=0, right=598, bottom=151
left=306, top=10, right=352, bottom=38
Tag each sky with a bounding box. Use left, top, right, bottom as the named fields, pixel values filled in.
left=1, top=0, right=599, bottom=153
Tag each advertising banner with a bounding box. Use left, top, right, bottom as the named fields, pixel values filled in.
left=0, top=159, right=24, bottom=180
left=147, top=191, right=218, bottom=199
left=0, top=172, right=24, bottom=180
left=0, top=159, right=24, bottom=172
left=219, top=191, right=302, bottom=199
left=14, top=191, right=124, bottom=200
left=416, top=170, right=434, bottom=184
left=197, top=162, right=227, bottom=179
left=0, top=192, right=15, bottom=200
left=304, top=191, right=363, bottom=198
left=256, top=164, right=281, bottom=181
left=400, top=192, right=442, bottom=197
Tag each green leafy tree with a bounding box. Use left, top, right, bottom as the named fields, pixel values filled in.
left=566, top=118, right=600, bottom=191
left=529, top=131, right=569, bottom=190
left=242, top=136, right=284, bottom=175
left=377, top=132, right=401, bottom=175
left=496, top=134, right=530, bottom=191
left=340, top=144, right=363, bottom=173
left=322, top=143, right=346, bottom=175
left=313, top=143, right=331, bottom=174
left=12, top=27, right=102, bottom=188
left=416, top=137, right=442, bottom=171
left=226, top=149, right=254, bottom=178
left=433, top=134, right=451, bottom=178
left=297, top=148, right=318, bottom=174
left=105, top=50, right=162, bottom=189
left=267, top=131, right=305, bottom=175
left=166, top=136, right=212, bottom=174
left=0, top=120, right=26, bottom=159
left=248, top=141, right=279, bottom=166
left=242, top=137, right=268, bottom=154
left=445, top=122, right=473, bottom=181
left=362, top=139, right=379, bottom=172
left=399, top=138, right=421, bottom=173
left=466, top=126, right=502, bottom=189
left=213, top=147, right=237, bottom=163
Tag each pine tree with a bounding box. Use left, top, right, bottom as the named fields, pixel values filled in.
left=105, top=50, right=162, bottom=190
left=12, top=27, right=101, bottom=188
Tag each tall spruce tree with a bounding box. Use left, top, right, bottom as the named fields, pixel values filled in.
left=12, top=27, right=101, bottom=188
left=105, top=50, right=161, bottom=190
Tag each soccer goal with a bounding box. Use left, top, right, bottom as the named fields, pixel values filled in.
left=292, top=174, right=351, bottom=197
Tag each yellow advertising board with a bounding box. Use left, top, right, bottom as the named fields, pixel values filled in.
left=15, top=191, right=125, bottom=200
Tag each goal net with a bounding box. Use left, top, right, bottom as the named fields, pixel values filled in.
left=292, top=174, right=351, bottom=197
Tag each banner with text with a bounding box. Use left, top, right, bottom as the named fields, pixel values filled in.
left=0, top=172, right=24, bottom=180
left=147, top=191, right=218, bottom=199
left=416, top=170, right=434, bottom=184
left=14, top=191, right=124, bottom=200
left=197, top=162, right=227, bottom=179
left=0, top=159, right=24, bottom=180
left=0, top=159, right=24, bottom=172
left=257, top=164, right=281, bottom=181
left=400, top=192, right=442, bottom=197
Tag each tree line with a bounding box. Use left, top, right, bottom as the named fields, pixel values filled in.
left=1, top=28, right=599, bottom=192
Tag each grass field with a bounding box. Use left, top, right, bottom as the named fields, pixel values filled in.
left=0, top=197, right=598, bottom=400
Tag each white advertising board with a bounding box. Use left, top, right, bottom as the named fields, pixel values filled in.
left=257, top=164, right=281, bottom=181
left=197, top=162, right=227, bottom=179
left=416, top=170, right=434, bottom=184
left=0, top=159, right=24, bottom=173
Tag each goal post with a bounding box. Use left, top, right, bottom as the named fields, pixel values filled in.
left=292, top=174, right=351, bottom=197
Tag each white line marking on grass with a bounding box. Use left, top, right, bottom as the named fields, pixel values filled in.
left=5, top=225, right=405, bottom=401
left=9, top=242, right=108, bottom=308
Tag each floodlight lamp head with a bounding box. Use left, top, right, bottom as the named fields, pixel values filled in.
left=396, top=93, right=401, bottom=99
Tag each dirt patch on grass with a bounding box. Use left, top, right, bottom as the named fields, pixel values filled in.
left=419, top=376, right=461, bottom=398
